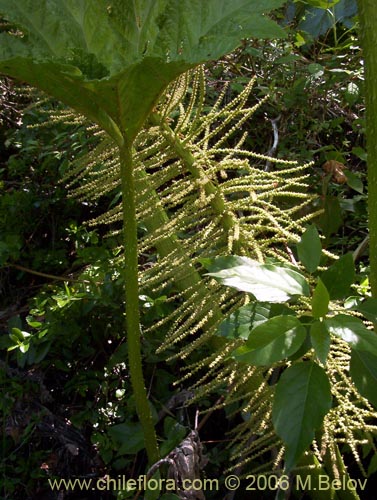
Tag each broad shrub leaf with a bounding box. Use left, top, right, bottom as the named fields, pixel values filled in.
left=207, top=256, right=309, bottom=302
left=310, top=320, right=330, bottom=364
left=325, top=314, right=377, bottom=357
left=160, top=417, right=187, bottom=457
left=287, top=333, right=312, bottom=362
left=350, top=350, right=377, bottom=408
left=354, top=297, right=377, bottom=323
left=298, top=0, right=357, bottom=39
left=318, top=196, right=343, bottom=238
left=233, top=315, right=307, bottom=365
left=108, top=422, right=145, bottom=455
left=344, top=169, right=363, bottom=193
left=311, top=279, right=330, bottom=318
left=320, top=253, right=355, bottom=299
left=0, top=0, right=285, bottom=142
left=297, top=224, right=322, bottom=273
left=272, top=362, right=332, bottom=471
left=218, top=302, right=293, bottom=339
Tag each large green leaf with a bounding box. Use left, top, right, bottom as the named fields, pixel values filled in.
left=233, top=315, right=307, bottom=365
left=218, top=302, right=293, bottom=339
left=160, top=416, right=187, bottom=457
left=310, top=320, right=330, bottom=364
left=320, top=253, right=355, bottom=300
left=298, top=0, right=357, bottom=38
left=352, top=297, right=377, bottom=323
left=0, top=0, right=285, bottom=141
left=272, top=362, right=332, bottom=471
left=311, top=279, right=330, bottom=319
left=108, top=422, right=145, bottom=455
left=325, top=314, right=377, bottom=357
left=296, top=224, right=322, bottom=273
left=207, top=256, right=309, bottom=302
left=350, top=350, right=377, bottom=408
left=318, top=195, right=343, bottom=238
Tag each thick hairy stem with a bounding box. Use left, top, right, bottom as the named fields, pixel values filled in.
left=120, top=143, right=159, bottom=464
left=358, top=1, right=377, bottom=301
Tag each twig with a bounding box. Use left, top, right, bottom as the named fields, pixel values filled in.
left=265, top=115, right=281, bottom=171
left=284, top=243, right=298, bottom=267
left=7, top=263, right=94, bottom=284
left=353, top=234, right=369, bottom=262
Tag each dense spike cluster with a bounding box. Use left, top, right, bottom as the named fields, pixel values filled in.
left=60, top=69, right=377, bottom=477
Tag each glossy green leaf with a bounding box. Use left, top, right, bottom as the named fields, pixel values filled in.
left=344, top=170, right=363, bottom=193
left=310, top=321, right=330, bottom=364
left=350, top=350, right=377, bottom=408
left=344, top=296, right=361, bottom=309
left=218, top=302, right=293, bottom=339
left=160, top=417, right=187, bottom=457
left=0, top=0, right=285, bottom=142
left=318, top=196, right=343, bottom=238
left=320, top=253, right=355, bottom=300
left=311, top=279, right=330, bottom=318
left=108, top=422, right=145, bottom=455
left=352, top=146, right=367, bottom=161
left=10, top=327, right=31, bottom=342
left=298, top=1, right=357, bottom=39
left=296, top=224, right=322, bottom=273
left=233, top=315, right=307, bottom=365
left=19, top=342, right=30, bottom=354
left=325, top=314, right=377, bottom=357
left=368, top=454, right=377, bottom=476
left=287, top=333, right=312, bottom=362
left=354, top=297, right=377, bottom=323
left=272, top=362, right=332, bottom=471
left=207, top=256, right=309, bottom=302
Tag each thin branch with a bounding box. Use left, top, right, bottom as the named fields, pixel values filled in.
left=265, top=115, right=281, bottom=171
left=7, top=263, right=94, bottom=284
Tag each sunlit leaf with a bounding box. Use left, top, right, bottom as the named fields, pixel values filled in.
left=325, top=314, right=377, bottom=357
left=207, top=256, right=309, bottom=302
